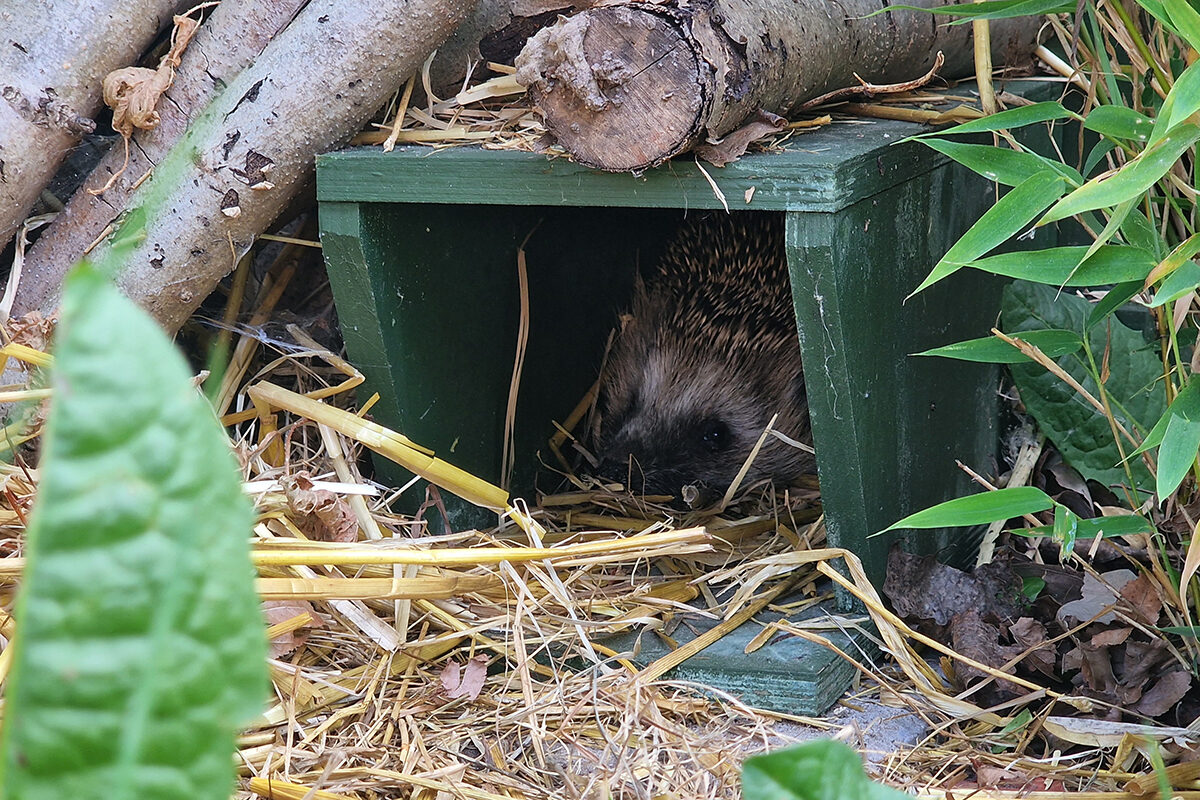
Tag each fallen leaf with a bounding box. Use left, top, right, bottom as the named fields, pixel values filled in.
left=1010, top=617, right=1056, bottom=677
left=1043, top=716, right=1198, bottom=748
left=281, top=472, right=358, bottom=542
left=694, top=110, right=786, bottom=167
left=1090, top=627, right=1132, bottom=647
left=440, top=655, right=489, bottom=701
left=1134, top=670, right=1192, bottom=717
left=263, top=600, right=324, bottom=658
left=1057, top=569, right=1136, bottom=627
left=885, top=549, right=1021, bottom=627
left=949, top=608, right=1025, bottom=702
left=1120, top=572, right=1163, bottom=625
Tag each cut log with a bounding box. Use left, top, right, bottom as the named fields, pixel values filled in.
left=513, top=0, right=1042, bottom=172
left=12, top=0, right=475, bottom=332
left=0, top=0, right=187, bottom=252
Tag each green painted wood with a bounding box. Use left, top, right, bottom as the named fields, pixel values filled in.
left=602, top=596, right=872, bottom=716
left=316, top=81, right=1055, bottom=214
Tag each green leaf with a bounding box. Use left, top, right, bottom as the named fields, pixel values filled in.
left=1003, top=281, right=1165, bottom=491
left=963, top=245, right=1155, bottom=286
left=1086, top=281, right=1143, bottom=330
left=1084, top=105, right=1154, bottom=143
left=1150, top=61, right=1200, bottom=147
left=913, top=102, right=1076, bottom=139
left=883, top=0, right=1073, bottom=17
left=1163, top=0, right=1200, bottom=52
left=1120, top=207, right=1165, bottom=259
left=1149, top=260, right=1200, bottom=307
left=913, top=329, right=1082, bottom=363
left=1083, top=139, right=1118, bottom=178
left=1021, top=513, right=1157, bottom=539
left=1156, top=410, right=1200, bottom=498
left=920, top=140, right=1081, bottom=186
left=910, top=171, right=1069, bottom=296
left=1041, top=124, right=1200, bottom=224
left=1020, top=576, right=1046, bottom=602
left=1053, top=504, right=1080, bottom=556
left=879, top=487, right=1054, bottom=533
left=1130, top=380, right=1200, bottom=457
left=0, top=266, right=268, bottom=800
left=742, top=740, right=910, bottom=800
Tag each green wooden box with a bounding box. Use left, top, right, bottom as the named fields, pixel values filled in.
left=316, top=80, right=1059, bottom=713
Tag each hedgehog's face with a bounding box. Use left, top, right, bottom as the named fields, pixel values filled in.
left=593, top=344, right=797, bottom=500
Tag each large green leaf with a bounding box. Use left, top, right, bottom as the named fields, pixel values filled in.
left=742, top=740, right=909, bottom=800
left=910, top=171, right=1069, bottom=296
left=1163, top=0, right=1200, bottom=53
left=880, top=487, right=1054, bottom=533
left=1041, top=124, right=1200, bottom=224
left=1002, top=281, right=1165, bottom=491
left=914, top=329, right=1082, bottom=363
left=0, top=266, right=268, bottom=800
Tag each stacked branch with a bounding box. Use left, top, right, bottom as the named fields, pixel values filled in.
left=514, top=0, right=1042, bottom=171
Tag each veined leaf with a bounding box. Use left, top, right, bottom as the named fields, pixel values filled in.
left=961, top=245, right=1155, bottom=286
left=914, top=329, right=1082, bottom=363
left=910, top=171, right=1068, bottom=296
left=1041, top=124, right=1200, bottom=224
left=879, top=487, right=1054, bottom=533
left=742, top=740, right=909, bottom=800
left=920, top=140, right=1081, bottom=186
left=1003, top=281, right=1164, bottom=491
left=911, top=102, right=1077, bottom=139
left=1084, top=105, right=1154, bottom=143
left=0, top=266, right=268, bottom=800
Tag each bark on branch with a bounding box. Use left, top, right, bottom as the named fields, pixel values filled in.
left=13, top=0, right=475, bottom=333
left=514, top=0, right=1042, bottom=172
left=0, top=0, right=187, bottom=251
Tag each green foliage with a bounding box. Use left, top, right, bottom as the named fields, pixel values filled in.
left=1002, top=281, right=1164, bottom=491
left=742, top=740, right=908, bottom=800
left=901, top=2, right=1199, bottom=521
left=0, top=266, right=268, bottom=800
left=881, top=486, right=1055, bottom=532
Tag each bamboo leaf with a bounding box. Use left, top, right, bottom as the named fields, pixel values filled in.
left=914, top=329, right=1082, bottom=363
left=1021, top=513, right=1157, bottom=539
left=912, top=102, right=1076, bottom=139
left=1084, top=105, right=1154, bottom=143
left=1148, top=260, right=1200, bottom=307
left=1163, top=0, right=1200, bottom=51
left=1157, top=412, right=1200, bottom=499
left=910, top=171, right=1068, bottom=296
left=1041, top=124, right=1200, bottom=224
left=963, top=245, right=1155, bottom=286
left=879, top=487, right=1054, bottom=533
left=920, top=140, right=1081, bottom=186
left=1149, top=61, right=1200, bottom=147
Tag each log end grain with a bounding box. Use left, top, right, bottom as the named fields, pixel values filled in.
left=515, top=6, right=705, bottom=172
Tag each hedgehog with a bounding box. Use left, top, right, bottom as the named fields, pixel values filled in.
left=592, top=213, right=816, bottom=501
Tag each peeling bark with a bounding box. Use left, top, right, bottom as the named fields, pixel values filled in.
left=514, top=0, right=1042, bottom=172
left=14, top=0, right=475, bottom=332
left=0, top=0, right=186, bottom=251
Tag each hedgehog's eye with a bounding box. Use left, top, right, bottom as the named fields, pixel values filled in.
left=699, top=419, right=731, bottom=453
